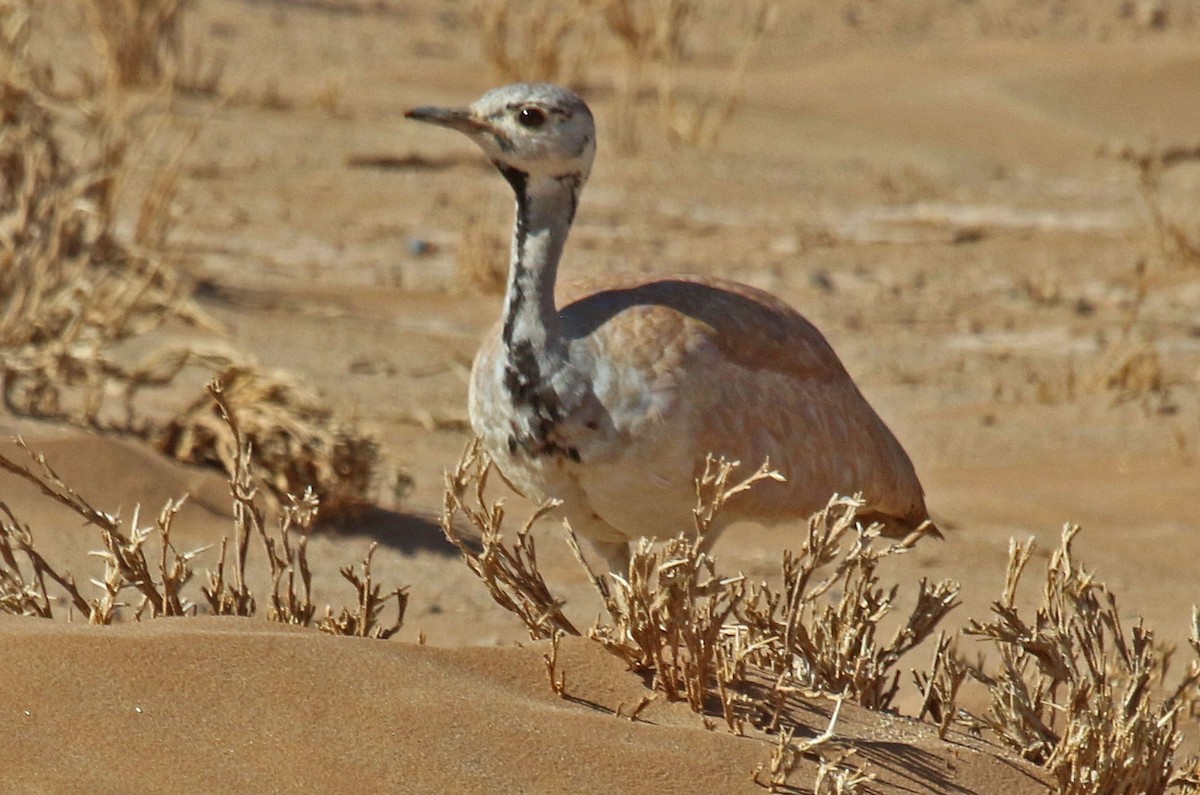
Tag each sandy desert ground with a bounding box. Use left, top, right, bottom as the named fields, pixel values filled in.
left=2, top=0, right=1199, bottom=791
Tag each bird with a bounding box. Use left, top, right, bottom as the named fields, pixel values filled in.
left=405, top=83, right=936, bottom=572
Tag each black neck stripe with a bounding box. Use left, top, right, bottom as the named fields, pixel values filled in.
left=497, top=163, right=530, bottom=346
left=495, top=162, right=528, bottom=197
left=501, top=280, right=524, bottom=345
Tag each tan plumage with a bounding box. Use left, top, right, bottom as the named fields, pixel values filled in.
left=407, top=83, right=935, bottom=571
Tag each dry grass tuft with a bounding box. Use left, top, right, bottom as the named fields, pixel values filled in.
left=440, top=439, right=581, bottom=639
left=1106, top=141, right=1200, bottom=270
left=568, top=518, right=745, bottom=714
left=1019, top=143, right=1200, bottom=415
left=200, top=378, right=405, bottom=638
left=963, top=525, right=1200, bottom=794
left=478, top=0, right=595, bottom=87
left=172, top=29, right=225, bottom=97
left=751, top=723, right=803, bottom=791
left=440, top=442, right=954, bottom=729
left=317, top=544, right=407, bottom=639
left=156, top=365, right=384, bottom=516
left=2, top=0, right=384, bottom=518
left=543, top=627, right=568, bottom=696
left=599, top=0, right=776, bottom=151
left=0, top=379, right=408, bottom=638
left=809, top=748, right=876, bottom=795
left=1, top=436, right=204, bottom=622
left=0, top=501, right=77, bottom=618
left=0, top=3, right=207, bottom=430
left=912, top=630, right=971, bottom=740
left=1095, top=340, right=1168, bottom=408
left=750, top=696, right=875, bottom=794
left=476, top=0, right=775, bottom=151
left=81, top=0, right=189, bottom=89
left=441, top=446, right=1200, bottom=789
left=1047, top=141, right=1200, bottom=416
left=202, top=379, right=316, bottom=622
left=733, top=492, right=957, bottom=712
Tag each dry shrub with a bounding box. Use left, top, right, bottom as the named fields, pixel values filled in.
left=0, top=6, right=221, bottom=618
left=1096, top=341, right=1168, bottom=407
left=1105, top=141, right=1200, bottom=271
left=0, top=0, right=199, bottom=425
left=156, top=364, right=384, bottom=516
left=478, top=0, right=596, bottom=87
left=0, top=1, right=385, bottom=516
left=440, top=446, right=1200, bottom=789
left=320, top=544, right=407, bottom=638
left=0, top=2, right=206, bottom=427
left=0, top=505, right=72, bottom=618
left=440, top=442, right=953, bottom=721
left=1024, top=143, right=1200, bottom=417
left=808, top=749, right=876, bottom=795
left=543, top=628, right=569, bottom=696
left=751, top=698, right=875, bottom=794
left=963, top=525, right=1200, bottom=794
left=566, top=517, right=746, bottom=715
left=172, top=36, right=224, bottom=97
left=1018, top=257, right=1176, bottom=413
left=81, top=0, right=188, bottom=89
left=1047, top=144, right=1200, bottom=421
left=202, top=378, right=318, bottom=622
left=599, top=0, right=776, bottom=151
left=911, top=630, right=971, bottom=740
left=0, top=380, right=407, bottom=638
left=440, top=439, right=580, bottom=639
left=560, top=459, right=778, bottom=722
left=732, top=490, right=957, bottom=712
left=1019, top=335, right=1173, bottom=414
left=475, top=0, right=775, bottom=151
left=441, top=444, right=898, bottom=790
left=0, top=436, right=202, bottom=622
left=202, top=380, right=405, bottom=637
left=752, top=723, right=803, bottom=792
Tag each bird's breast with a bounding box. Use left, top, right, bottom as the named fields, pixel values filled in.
left=468, top=321, right=689, bottom=498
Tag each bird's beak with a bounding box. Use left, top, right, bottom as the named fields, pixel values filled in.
left=404, top=105, right=493, bottom=136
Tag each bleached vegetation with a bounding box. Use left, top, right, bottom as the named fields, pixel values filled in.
left=440, top=442, right=1200, bottom=793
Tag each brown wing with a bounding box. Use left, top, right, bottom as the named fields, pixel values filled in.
left=556, top=273, right=932, bottom=531
left=558, top=273, right=850, bottom=381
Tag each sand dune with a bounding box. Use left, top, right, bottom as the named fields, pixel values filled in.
left=0, top=616, right=1050, bottom=793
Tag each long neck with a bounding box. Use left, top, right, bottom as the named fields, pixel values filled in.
left=498, top=167, right=581, bottom=357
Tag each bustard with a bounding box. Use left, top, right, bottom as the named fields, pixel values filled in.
left=406, top=83, right=936, bottom=571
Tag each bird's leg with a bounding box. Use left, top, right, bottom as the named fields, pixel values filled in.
left=584, top=537, right=632, bottom=577
left=564, top=507, right=633, bottom=576
left=695, top=518, right=730, bottom=561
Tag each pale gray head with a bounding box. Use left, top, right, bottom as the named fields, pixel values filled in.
left=405, top=83, right=596, bottom=189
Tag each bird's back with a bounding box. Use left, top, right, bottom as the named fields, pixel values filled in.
left=470, top=272, right=931, bottom=542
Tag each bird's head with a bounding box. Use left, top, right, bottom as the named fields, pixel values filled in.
left=405, top=83, right=596, bottom=189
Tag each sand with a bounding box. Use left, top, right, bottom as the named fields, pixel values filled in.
left=0, top=616, right=1050, bottom=793
left=2, top=0, right=1199, bottom=791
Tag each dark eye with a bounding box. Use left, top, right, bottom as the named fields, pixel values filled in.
left=517, top=106, right=547, bottom=128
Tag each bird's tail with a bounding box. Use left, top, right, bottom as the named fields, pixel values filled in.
left=859, top=510, right=943, bottom=542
